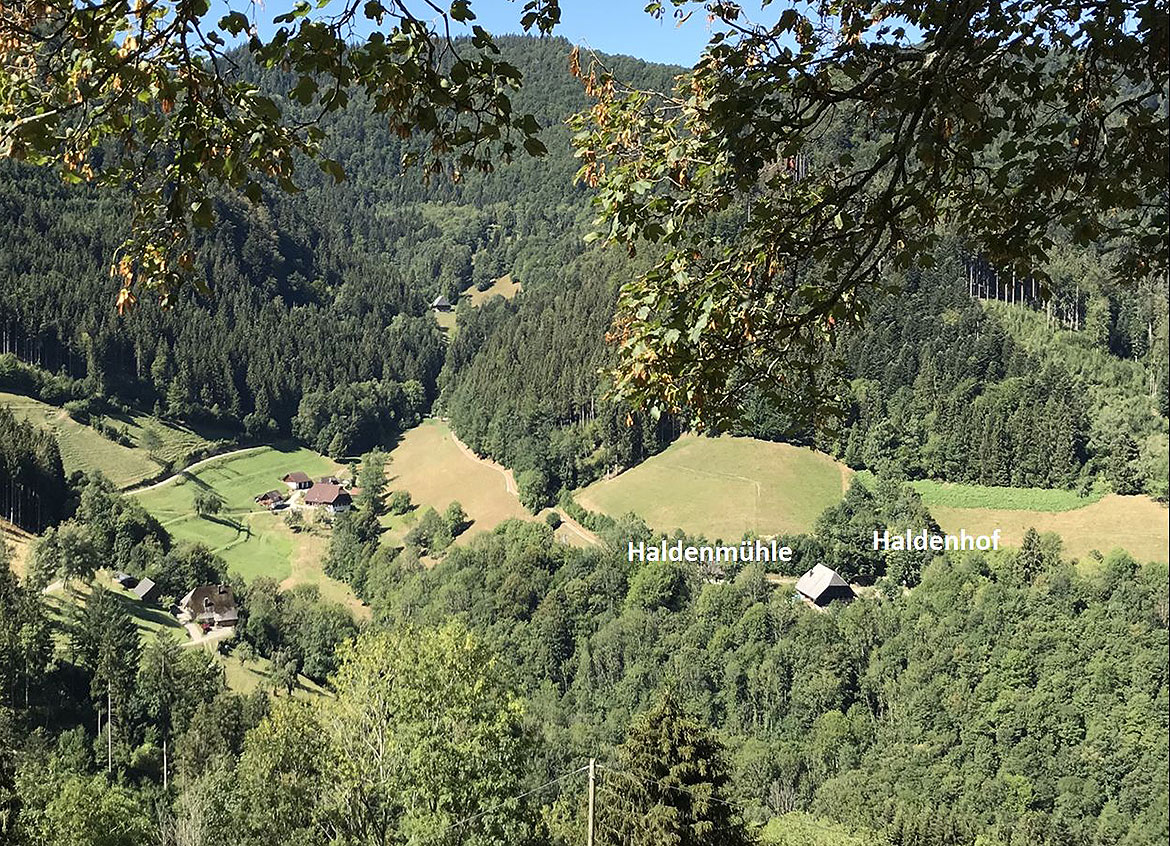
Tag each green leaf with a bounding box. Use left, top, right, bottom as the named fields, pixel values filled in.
left=450, top=0, right=475, bottom=22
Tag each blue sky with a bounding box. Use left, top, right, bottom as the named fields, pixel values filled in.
left=443, top=0, right=770, bottom=66
left=233, top=0, right=773, bottom=66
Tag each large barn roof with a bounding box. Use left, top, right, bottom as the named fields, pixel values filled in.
left=303, top=482, right=351, bottom=506
left=181, top=584, right=238, bottom=623
left=795, top=564, right=854, bottom=604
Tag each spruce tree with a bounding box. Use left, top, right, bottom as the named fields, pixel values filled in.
left=600, top=696, right=751, bottom=846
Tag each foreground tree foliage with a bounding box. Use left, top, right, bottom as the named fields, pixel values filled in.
left=2, top=35, right=1162, bottom=503
left=229, top=623, right=542, bottom=845
left=4, top=1, right=1165, bottom=428
left=1, top=0, right=554, bottom=302
left=574, top=0, right=1168, bottom=424
left=600, top=695, right=752, bottom=846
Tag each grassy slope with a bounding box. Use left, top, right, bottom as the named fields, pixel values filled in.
left=380, top=420, right=595, bottom=555
left=0, top=390, right=216, bottom=488
left=433, top=276, right=523, bottom=338
left=42, top=577, right=186, bottom=645
left=854, top=470, right=1107, bottom=511
left=434, top=308, right=458, bottom=335
left=2, top=518, right=34, bottom=578
left=131, top=447, right=366, bottom=613
left=575, top=435, right=1168, bottom=563
left=220, top=653, right=329, bottom=701
left=932, top=494, right=1168, bottom=565
left=382, top=419, right=530, bottom=549
left=465, top=274, right=522, bottom=306
left=43, top=573, right=326, bottom=699
left=576, top=435, right=851, bottom=540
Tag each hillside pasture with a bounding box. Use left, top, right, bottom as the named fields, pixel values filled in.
left=132, top=447, right=364, bottom=609
left=433, top=307, right=458, bottom=335
left=221, top=653, right=329, bottom=700
left=854, top=471, right=1107, bottom=511
left=465, top=274, right=522, bottom=307
left=42, top=576, right=186, bottom=649
left=575, top=435, right=851, bottom=539
left=932, top=494, right=1168, bottom=565
left=1, top=390, right=216, bottom=488
left=2, top=517, right=34, bottom=577
left=382, top=419, right=530, bottom=547
left=852, top=471, right=1167, bottom=564
left=41, top=572, right=327, bottom=698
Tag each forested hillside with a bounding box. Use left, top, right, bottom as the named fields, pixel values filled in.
left=4, top=467, right=1165, bottom=845
left=2, top=36, right=1165, bottom=510
left=2, top=3, right=1167, bottom=843
left=0, top=406, right=67, bottom=532
left=834, top=246, right=1169, bottom=499
left=363, top=519, right=1169, bottom=846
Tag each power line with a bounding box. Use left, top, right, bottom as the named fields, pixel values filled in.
left=443, top=763, right=590, bottom=837
left=436, top=758, right=859, bottom=843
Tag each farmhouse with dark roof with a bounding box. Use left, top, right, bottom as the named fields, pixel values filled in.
left=180, top=584, right=239, bottom=628
left=303, top=483, right=352, bottom=513
left=795, top=564, right=855, bottom=607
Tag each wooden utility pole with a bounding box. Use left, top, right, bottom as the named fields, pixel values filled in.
left=587, top=758, right=596, bottom=846
left=107, top=684, right=112, bottom=772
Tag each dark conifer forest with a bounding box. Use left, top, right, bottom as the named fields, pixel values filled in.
left=0, top=406, right=67, bottom=531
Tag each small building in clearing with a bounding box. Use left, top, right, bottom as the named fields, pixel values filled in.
left=795, top=564, right=855, bottom=607
left=303, top=483, right=353, bottom=513
left=255, top=489, right=286, bottom=507
left=282, top=471, right=312, bottom=490
left=132, top=577, right=161, bottom=604
left=431, top=293, right=453, bottom=312
left=180, top=584, right=239, bottom=628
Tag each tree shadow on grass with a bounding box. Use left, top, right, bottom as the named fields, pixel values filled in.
left=203, top=514, right=249, bottom=535
left=111, top=592, right=184, bottom=631
left=177, top=471, right=216, bottom=493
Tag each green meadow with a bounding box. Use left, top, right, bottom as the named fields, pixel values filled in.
left=853, top=471, right=1107, bottom=511
left=576, top=435, right=851, bottom=540
left=132, top=446, right=341, bottom=585
left=0, top=390, right=217, bottom=488
left=575, top=436, right=1167, bottom=564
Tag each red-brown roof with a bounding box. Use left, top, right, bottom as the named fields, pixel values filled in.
left=303, top=483, right=352, bottom=506
left=282, top=472, right=311, bottom=483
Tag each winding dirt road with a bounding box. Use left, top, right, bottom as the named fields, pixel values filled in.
left=127, top=446, right=268, bottom=493
left=447, top=429, right=602, bottom=548
left=449, top=432, right=518, bottom=495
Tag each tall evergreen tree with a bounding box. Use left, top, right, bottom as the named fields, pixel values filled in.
left=600, top=696, right=751, bottom=846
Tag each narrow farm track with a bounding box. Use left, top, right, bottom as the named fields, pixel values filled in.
left=558, top=514, right=603, bottom=548
left=447, top=426, right=601, bottom=547
left=449, top=430, right=519, bottom=496
left=127, top=446, right=268, bottom=493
